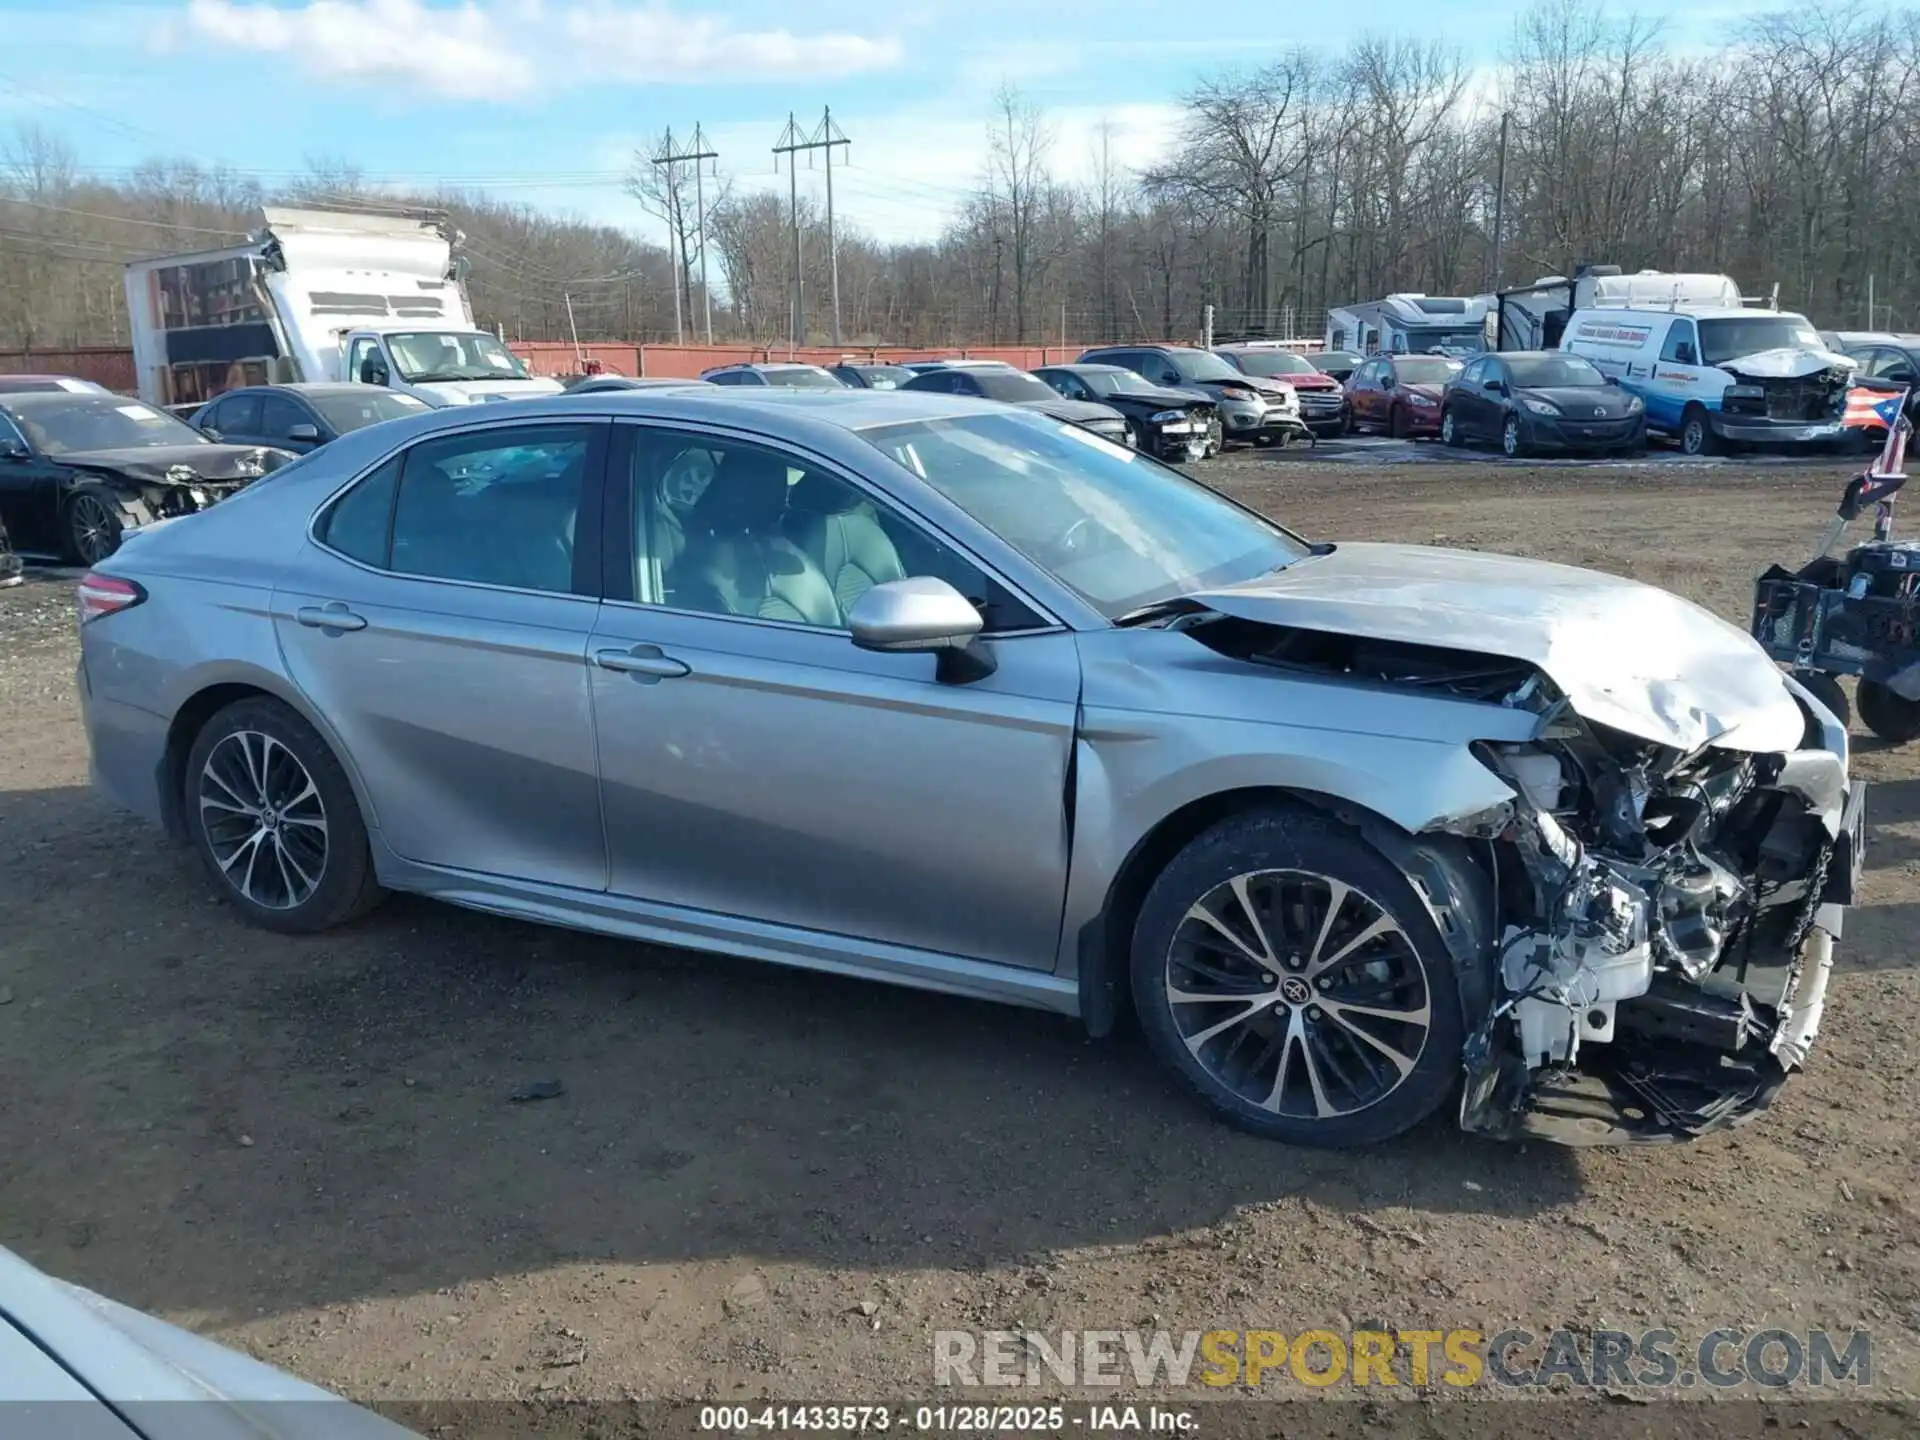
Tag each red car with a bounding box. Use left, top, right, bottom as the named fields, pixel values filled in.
left=1343, top=354, right=1464, bottom=438
left=1212, top=346, right=1348, bottom=437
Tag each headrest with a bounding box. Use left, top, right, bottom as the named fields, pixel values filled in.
left=786, top=472, right=863, bottom=516
left=692, top=450, right=790, bottom=533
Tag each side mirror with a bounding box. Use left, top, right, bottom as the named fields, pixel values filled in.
left=287, top=423, right=320, bottom=443
left=199, top=426, right=223, bottom=441
left=848, top=576, right=993, bottom=682
left=0, top=440, right=28, bottom=461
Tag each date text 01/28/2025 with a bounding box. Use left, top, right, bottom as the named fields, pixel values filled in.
left=697, top=1405, right=1198, bottom=1433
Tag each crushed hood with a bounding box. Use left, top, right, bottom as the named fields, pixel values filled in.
left=1022, top=397, right=1125, bottom=425
left=1193, top=542, right=1807, bottom=753
left=1721, top=347, right=1855, bottom=380
left=50, top=443, right=287, bottom=482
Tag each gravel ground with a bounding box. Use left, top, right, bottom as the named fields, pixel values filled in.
left=1, top=452, right=1917, bottom=1432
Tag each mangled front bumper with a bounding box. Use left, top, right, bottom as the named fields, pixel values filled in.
left=1453, top=680, right=1863, bottom=1146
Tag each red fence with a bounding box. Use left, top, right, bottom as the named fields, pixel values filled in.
left=508, top=341, right=1099, bottom=379
left=0, top=347, right=137, bottom=391
left=0, top=340, right=1110, bottom=394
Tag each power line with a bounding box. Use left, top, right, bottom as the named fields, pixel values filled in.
left=651, top=125, right=719, bottom=344
left=774, top=107, right=852, bottom=347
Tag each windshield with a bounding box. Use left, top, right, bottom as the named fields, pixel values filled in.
left=7, top=394, right=208, bottom=453
left=1504, top=356, right=1606, bottom=388
left=974, top=370, right=1059, bottom=403
left=1168, top=350, right=1245, bottom=384
left=308, top=390, right=433, bottom=432
left=1311, top=352, right=1360, bottom=372
left=385, top=332, right=531, bottom=384
left=1081, top=369, right=1160, bottom=397
left=859, top=411, right=1309, bottom=618
left=1224, top=350, right=1316, bottom=378
left=765, top=367, right=845, bottom=390
left=1696, top=316, right=1823, bottom=367
left=1391, top=357, right=1463, bottom=386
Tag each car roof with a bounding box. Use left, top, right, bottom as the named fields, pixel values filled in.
left=0, top=373, right=107, bottom=390
left=1580, top=305, right=1807, bottom=323
left=214, top=383, right=381, bottom=397
left=1043, top=363, right=1130, bottom=374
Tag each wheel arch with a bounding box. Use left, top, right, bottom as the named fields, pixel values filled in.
left=1073, top=784, right=1496, bottom=1039
left=159, top=667, right=379, bottom=842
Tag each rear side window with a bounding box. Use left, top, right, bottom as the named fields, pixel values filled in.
left=320, top=455, right=400, bottom=566
left=215, top=393, right=262, bottom=434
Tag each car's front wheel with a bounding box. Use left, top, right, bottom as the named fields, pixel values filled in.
left=64, top=483, right=135, bottom=565
left=1858, top=679, right=1920, bottom=745
left=1130, top=806, right=1463, bottom=1147
left=185, top=697, right=386, bottom=933
left=1501, top=414, right=1528, bottom=458
left=1440, top=409, right=1462, bottom=447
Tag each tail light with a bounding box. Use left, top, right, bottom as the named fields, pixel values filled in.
left=77, top=572, right=145, bottom=624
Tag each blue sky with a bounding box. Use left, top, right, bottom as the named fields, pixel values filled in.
left=1, top=0, right=1739, bottom=244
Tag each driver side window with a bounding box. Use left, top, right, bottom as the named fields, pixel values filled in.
left=349, top=337, right=386, bottom=384
left=1660, top=321, right=1699, bottom=366
left=627, top=430, right=1037, bottom=633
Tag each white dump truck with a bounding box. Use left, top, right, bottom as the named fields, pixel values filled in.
left=123, top=206, right=563, bottom=410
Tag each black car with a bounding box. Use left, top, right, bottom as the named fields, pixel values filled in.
left=1075, top=344, right=1300, bottom=446
left=1837, top=335, right=1920, bottom=423
left=1440, top=351, right=1647, bottom=458
left=564, top=375, right=715, bottom=394
left=1308, top=350, right=1364, bottom=382
left=0, top=391, right=293, bottom=563
left=899, top=362, right=1130, bottom=445
left=1032, top=364, right=1216, bottom=461
left=192, top=383, right=434, bottom=455
left=830, top=363, right=918, bottom=390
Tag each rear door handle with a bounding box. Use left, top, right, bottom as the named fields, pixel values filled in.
left=296, top=603, right=367, bottom=632
left=594, top=645, right=690, bottom=681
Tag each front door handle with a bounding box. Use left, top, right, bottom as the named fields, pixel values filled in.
left=296, top=603, right=367, bottom=632
left=594, top=645, right=690, bottom=681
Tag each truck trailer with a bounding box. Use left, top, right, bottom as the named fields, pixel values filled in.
left=123, top=207, right=563, bottom=410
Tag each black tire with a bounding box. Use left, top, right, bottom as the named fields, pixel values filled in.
left=1793, top=670, right=1850, bottom=729
left=1440, top=408, right=1463, bottom=448
left=1389, top=404, right=1409, bottom=439
left=64, top=482, right=135, bottom=565
left=1501, top=414, right=1528, bottom=459
left=184, top=697, right=386, bottom=933
left=1858, top=679, right=1920, bottom=745
left=1680, top=406, right=1718, bottom=457
left=1129, top=805, right=1464, bottom=1148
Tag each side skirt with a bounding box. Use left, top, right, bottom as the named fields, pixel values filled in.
left=376, top=853, right=1085, bottom=1018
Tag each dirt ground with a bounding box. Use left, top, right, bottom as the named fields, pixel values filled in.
left=2, top=452, right=1918, bottom=1424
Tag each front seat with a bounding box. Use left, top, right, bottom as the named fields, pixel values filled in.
left=674, top=452, right=840, bottom=626
left=783, top=473, right=907, bottom=616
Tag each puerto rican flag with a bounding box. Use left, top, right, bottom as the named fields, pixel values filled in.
left=1844, top=384, right=1907, bottom=431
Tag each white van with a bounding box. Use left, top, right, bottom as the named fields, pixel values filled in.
left=1559, top=306, right=1856, bottom=455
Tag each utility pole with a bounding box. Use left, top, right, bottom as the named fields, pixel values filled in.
left=774, top=114, right=806, bottom=351
left=775, top=108, right=852, bottom=348
left=1490, top=111, right=1511, bottom=295
left=652, top=126, right=719, bottom=345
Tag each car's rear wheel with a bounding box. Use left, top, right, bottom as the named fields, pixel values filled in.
left=64, top=484, right=135, bottom=565
left=185, top=697, right=385, bottom=933
left=1858, top=679, right=1920, bottom=745
left=1130, top=806, right=1463, bottom=1147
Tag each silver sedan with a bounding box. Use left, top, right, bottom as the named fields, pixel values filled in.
left=77, top=390, right=1860, bottom=1148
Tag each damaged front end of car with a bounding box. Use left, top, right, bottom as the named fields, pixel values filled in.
left=1448, top=680, right=1864, bottom=1145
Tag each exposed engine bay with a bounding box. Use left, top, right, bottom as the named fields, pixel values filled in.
left=1181, top=613, right=1866, bottom=1145
left=1720, top=362, right=1852, bottom=426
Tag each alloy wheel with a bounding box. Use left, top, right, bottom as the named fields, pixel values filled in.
left=1164, top=869, right=1431, bottom=1120
left=1441, top=411, right=1456, bottom=446
left=1503, top=416, right=1521, bottom=457
left=198, top=729, right=330, bottom=910
left=69, top=494, right=119, bottom=564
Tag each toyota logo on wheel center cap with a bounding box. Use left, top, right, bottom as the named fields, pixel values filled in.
left=1280, top=976, right=1312, bottom=1004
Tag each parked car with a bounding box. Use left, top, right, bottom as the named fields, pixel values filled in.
left=900, top=361, right=1131, bottom=446
left=1213, top=345, right=1347, bottom=437
left=192, top=383, right=434, bottom=455
left=0, top=1243, right=420, bottom=1439
left=0, top=391, right=293, bottom=563
left=0, top=373, right=111, bottom=395
left=1833, top=334, right=1920, bottom=434
left=701, top=362, right=848, bottom=389
left=1308, top=350, right=1364, bottom=382
left=1343, top=354, right=1463, bottom=437
left=565, top=375, right=716, bottom=394
left=1078, top=345, right=1300, bottom=446
left=1439, top=351, right=1647, bottom=457
left=831, top=362, right=918, bottom=390
left=1032, top=363, right=1217, bottom=461
left=78, top=389, right=1858, bottom=1150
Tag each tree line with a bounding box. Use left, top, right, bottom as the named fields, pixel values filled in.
left=3, top=0, right=1915, bottom=354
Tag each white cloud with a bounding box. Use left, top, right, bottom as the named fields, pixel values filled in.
left=172, top=0, right=901, bottom=98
